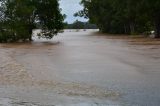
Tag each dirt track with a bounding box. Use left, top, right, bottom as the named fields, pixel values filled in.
left=0, top=30, right=160, bottom=106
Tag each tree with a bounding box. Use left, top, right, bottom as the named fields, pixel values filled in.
left=34, top=0, right=64, bottom=39
left=0, top=0, right=64, bottom=42
left=141, top=0, right=160, bottom=38
left=76, top=0, right=159, bottom=37
left=65, top=20, right=97, bottom=29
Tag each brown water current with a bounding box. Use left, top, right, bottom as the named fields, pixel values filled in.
left=0, top=29, right=160, bottom=106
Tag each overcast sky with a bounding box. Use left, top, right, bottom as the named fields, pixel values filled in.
left=59, top=0, right=88, bottom=23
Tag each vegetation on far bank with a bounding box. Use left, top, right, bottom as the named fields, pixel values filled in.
left=75, top=0, right=160, bottom=38
left=64, top=20, right=97, bottom=29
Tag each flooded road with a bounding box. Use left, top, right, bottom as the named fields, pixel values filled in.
left=0, top=30, right=160, bottom=106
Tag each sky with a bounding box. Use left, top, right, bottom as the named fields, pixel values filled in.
left=59, top=0, right=88, bottom=24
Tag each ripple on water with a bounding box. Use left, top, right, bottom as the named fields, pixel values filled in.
left=0, top=98, right=120, bottom=106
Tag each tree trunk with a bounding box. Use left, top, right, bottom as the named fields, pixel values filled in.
left=124, top=24, right=127, bottom=34
left=129, top=22, right=135, bottom=35
left=29, top=28, right=33, bottom=41
left=155, top=20, right=160, bottom=38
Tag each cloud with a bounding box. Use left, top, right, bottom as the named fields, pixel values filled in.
left=59, top=0, right=88, bottom=23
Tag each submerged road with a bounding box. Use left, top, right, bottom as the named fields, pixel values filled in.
left=0, top=30, right=160, bottom=106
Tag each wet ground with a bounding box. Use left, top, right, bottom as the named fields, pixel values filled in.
left=0, top=30, right=160, bottom=106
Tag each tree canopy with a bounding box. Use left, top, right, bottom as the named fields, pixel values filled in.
left=76, top=0, right=160, bottom=38
left=0, top=0, right=65, bottom=42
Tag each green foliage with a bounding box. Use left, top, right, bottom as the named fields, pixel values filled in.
left=0, top=0, right=64, bottom=42
left=65, top=20, right=97, bottom=29
left=77, top=0, right=160, bottom=37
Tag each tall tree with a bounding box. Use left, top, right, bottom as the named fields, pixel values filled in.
left=0, top=0, right=64, bottom=42
left=76, top=0, right=159, bottom=37
left=142, top=0, right=160, bottom=38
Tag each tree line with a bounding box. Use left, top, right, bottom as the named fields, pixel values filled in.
left=65, top=20, right=97, bottom=29
left=75, top=0, right=160, bottom=38
left=0, top=0, right=64, bottom=43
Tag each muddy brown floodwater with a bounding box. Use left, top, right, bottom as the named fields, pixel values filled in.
left=0, top=29, right=160, bottom=106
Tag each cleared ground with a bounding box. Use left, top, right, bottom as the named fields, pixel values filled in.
left=0, top=30, right=160, bottom=106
